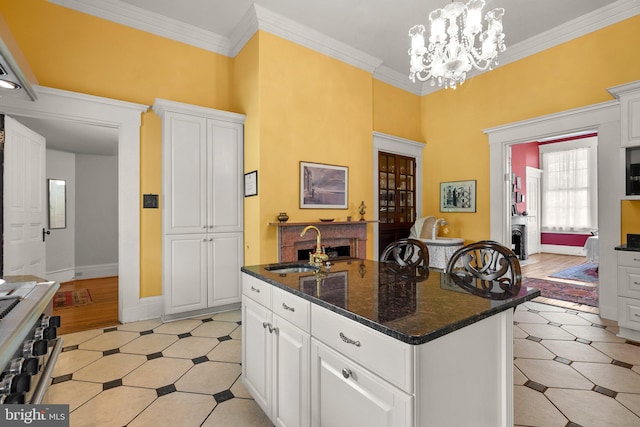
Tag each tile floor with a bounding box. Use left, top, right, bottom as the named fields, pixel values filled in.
left=43, top=302, right=640, bottom=427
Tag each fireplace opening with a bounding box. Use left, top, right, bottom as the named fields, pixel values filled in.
left=297, top=245, right=351, bottom=261
left=512, top=224, right=527, bottom=260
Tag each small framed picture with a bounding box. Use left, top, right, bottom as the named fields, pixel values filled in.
left=300, top=162, right=348, bottom=209
left=440, top=180, right=476, bottom=213
left=244, top=170, right=258, bottom=197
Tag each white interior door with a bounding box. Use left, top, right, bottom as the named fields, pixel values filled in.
left=525, top=166, right=543, bottom=255
left=3, top=115, right=47, bottom=277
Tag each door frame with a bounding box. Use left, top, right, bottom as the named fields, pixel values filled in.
left=484, top=100, right=620, bottom=320
left=0, top=86, right=148, bottom=323
left=525, top=166, right=542, bottom=255
left=372, top=132, right=424, bottom=260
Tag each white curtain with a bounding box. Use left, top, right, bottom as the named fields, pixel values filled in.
left=541, top=147, right=593, bottom=231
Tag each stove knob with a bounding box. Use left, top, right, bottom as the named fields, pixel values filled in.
left=0, top=373, right=30, bottom=394
left=23, top=339, right=49, bottom=357
left=23, top=358, right=40, bottom=375
left=43, top=326, right=57, bottom=340
left=3, top=392, right=25, bottom=404
left=35, top=326, right=46, bottom=340
left=41, top=315, right=61, bottom=328
left=8, top=357, right=25, bottom=374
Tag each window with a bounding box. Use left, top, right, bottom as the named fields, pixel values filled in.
left=540, top=136, right=597, bottom=232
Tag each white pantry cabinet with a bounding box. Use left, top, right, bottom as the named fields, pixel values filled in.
left=242, top=274, right=311, bottom=427
left=153, top=99, right=245, bottom=318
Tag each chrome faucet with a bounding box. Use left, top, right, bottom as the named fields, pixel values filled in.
left=300, top=225, right=329, bottom=267
left=433, top=218, right=448, bottom=239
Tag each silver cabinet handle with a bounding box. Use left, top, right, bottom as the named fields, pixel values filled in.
left=634, top=313, right=640, bottom=318
left=262, top=322, right=278, bottom=334
left=339, top=332, right=361, bottom=347
left=282, top=302, right=295, bottom=312
left=262, top=321, right=268, bottom=329
left=634, top=258, right=640, bottom=262
left=342, top=368, right=352, bottom=379
left=251, top=286, right=260, bottom=293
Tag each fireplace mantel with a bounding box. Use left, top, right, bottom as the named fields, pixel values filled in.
left=270, top=221, right=376, bottom=262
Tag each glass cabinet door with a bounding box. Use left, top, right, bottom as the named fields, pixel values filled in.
left=378, top=153, right=416, bottom=225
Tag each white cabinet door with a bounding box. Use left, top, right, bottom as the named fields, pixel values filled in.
left=311, top=340, right=412, bottom=427
left=163, top=112, right=207, bottom=234
left=208, top=120, right=243, bottom=232
left=164, top=234, right=208, bottom=314
left=208, top=232, right=243, bottom=307
left=273, top=315, right=310, bottom=427
left=242, top=297, right=272, bottom=416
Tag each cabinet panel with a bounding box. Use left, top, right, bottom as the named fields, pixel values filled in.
left=242, top=297, right=272, bottom=415
left=209, top=121, right=243, bottom=232
left=273, top=286, right=310, bottom=332
left=618, top=296, right=640, bottom=330
left=164, top=113, right=207, bottom=234
left=164, top=234, right=208, bottom=314
left=618, top=266, right=640, bottom=299
left=311, top=340, right=412, bottom=427
left=273, top=316, right=310, bottom=427
left=208, top=233, right=243, bottom=307
left=243, top=273, right=272, bottom=307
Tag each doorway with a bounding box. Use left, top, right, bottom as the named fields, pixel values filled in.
left=0, top=86, right=147, bottom=323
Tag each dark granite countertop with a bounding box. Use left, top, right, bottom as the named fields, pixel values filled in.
left=615, top=244, right=640, bottom=252
left=241, top=259, right=540, bottom=345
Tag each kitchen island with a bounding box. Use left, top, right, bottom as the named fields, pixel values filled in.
left=241, top=259, right=540, bottom=427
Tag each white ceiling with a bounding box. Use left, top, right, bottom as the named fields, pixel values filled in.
left=14, top=0, right=635, bottom=155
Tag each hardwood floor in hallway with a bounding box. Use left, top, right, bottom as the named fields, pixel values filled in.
left=53, top=276, right=119, bottom=335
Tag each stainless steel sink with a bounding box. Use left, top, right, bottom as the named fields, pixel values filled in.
left=265, top=264, right=319, bottom=274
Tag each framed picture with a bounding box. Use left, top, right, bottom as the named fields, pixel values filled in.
left=440, top=180, right=476, bottom=213
left=244, top=170, right=258, bottom=197
left=300, top=162, right=348, bottom=209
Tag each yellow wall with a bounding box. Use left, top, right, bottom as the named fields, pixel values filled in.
left=372, top=79, right=422, bottom=142
left=421, top=15, right=640, bottom=242
left=621, top=201, right=640, bottom=243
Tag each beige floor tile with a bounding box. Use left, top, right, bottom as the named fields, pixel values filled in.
left=522, top=301, right=568, bottom=313
left=202, top=396, right=272, bottom=427
left=514, top=359, right=593, bottom=389
left=78, top=330, right=141, bottom=351
left=617, top=393, right=640, bottom=417
left=70, top=386, right=157, bottom=427
left=43, top=380, right=103, bottom=411
left=513, top=365, right=527, bottom=386
left=191, top=321, right=238, bottom=338
left=72, top=353, right=147, bottom=383
left=514, top=338, right=555, bottom=359
left=537, top=311, right=593, bottom=326
left=230, top=325, right=242, bottom=340
left=207, top=339, right=241, bottom=363
left=541, top=340, right=613, bottom=363
left=591, top=341, right=640, bottom=365
left=577, top=312, right=618, bottom=326
left=128, top=391, right=215, bottom=427
left=212, top=309, right=242, bottom=323
left=175, top=361, right=241, bottom=395
left=514, top=385, right=568, bottom=427
left=162, top=336, right=220, bottom=359
left=119, top=333, right=179, bottom=355
left=561, top=324, right=626, bottom=343
left=52, top=349, right=103, bottom=377
left=153, top=319, right=202, bottom=335
left=60, top=328, right=104, bottom=347
left=118, top=318, right=163, bottom=332
left=514, top=310, right=549, bottom=324
left=123, top=357, right=194, bottom=389
left=513, top=325, right=528, bottom=339
left=546, top=388, right=640, bottom=427
left=572, top=362, right=640, bottom=393
left=230, top=377, right=252, bottom=399
left=517, top=323, right=579, bottom=340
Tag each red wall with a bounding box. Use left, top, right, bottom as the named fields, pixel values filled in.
left=540, top=233, right=590, bottom=247
left=511, top=142, right=540, bottom=214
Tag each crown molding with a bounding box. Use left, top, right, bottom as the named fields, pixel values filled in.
left=49, top=0, right=231, bottom=55
left=49, top=0, right=640, bottom=97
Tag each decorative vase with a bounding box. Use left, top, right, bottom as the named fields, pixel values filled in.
left=277, top=212, right=289, bottom=223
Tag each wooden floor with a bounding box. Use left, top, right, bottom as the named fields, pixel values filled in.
left=521, top=252, right=594, bottom=285
left=53, top=276, right=119, bottom=335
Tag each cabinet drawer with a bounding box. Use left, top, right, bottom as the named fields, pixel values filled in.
left=618, top=297, right=640, bottom=330
left=311, top=305, right=413, bottom=393
left=242, top=273, right=272, bottom=308
left=618, top=266, right=640, bottom=299
left=617, top=250, right=640, bottom=268
left=272, top=287, right=310, bottom=332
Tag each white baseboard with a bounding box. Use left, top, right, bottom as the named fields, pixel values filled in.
left=540, top=244, right=586, bottom=257
left=121, top=296, right=163, bottom=323
left=45, top=268, right=75, bottom=283
left=74, top=263, right=118, bottom=279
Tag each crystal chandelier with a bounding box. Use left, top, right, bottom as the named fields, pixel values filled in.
left=408, top=0, right=506, bottom=89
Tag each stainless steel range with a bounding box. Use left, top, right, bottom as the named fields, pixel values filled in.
left=0, top=278, right=62, bottom=404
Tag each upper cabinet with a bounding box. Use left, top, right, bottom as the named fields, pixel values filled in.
left=610, top=81, right=640, bottom=148
left=153, top=99, right=245, bottom=234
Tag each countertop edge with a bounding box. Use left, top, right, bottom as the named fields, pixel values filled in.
left=241, top=267, right=539, bottom=345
